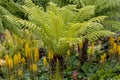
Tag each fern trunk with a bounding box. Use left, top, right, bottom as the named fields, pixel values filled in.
left=78, top=39, right=88, bottom=65
left=50, top=55, right=65, bottom=75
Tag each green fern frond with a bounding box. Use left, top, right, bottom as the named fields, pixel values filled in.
left=0, top=6, right=11, bottom=15
left=104, top=20, right=120, bottom=32
left=2, top=17, right=23, bottom=37
left=88, top=16, right=108, bottom=23
left=94, top=0, right=120, bottom=14
left=87, top=30, right=115, bottom=42
left=69, top=22, right=104, bottom=37
left=24, top=0, right=36, bottom=7
left=1, top=2, right=24, bottom=16
left=77, top=5, right=95, bottom=22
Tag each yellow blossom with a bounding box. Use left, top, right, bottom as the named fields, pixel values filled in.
left=117, top=45, right=120, bottom=55
left=100, top=53, right=106, bottom=63
left=109, top=36, right=115, bottom=46
left=5, top=55, right=13, bottom=69
left=14, top=54, right=18, bottom=65
left=18, top=70, right=23, bottom=77
left=8, top=57, right=13, bottom=69
left=18, top=52, right=21, bottom=63
left=117, top=36, right=120, bottom=42
left=5, top=54, right=9, bottom=66
left=48, top=50, right=54, bottom=60
left=34, top=48, right=39, bottom=62
left=30, top=64, right=37, bottom=72
left=43, top=57, right=48, bottom=67
left=109, top=49, right=114, bottom=56
left=21, top=58, right=26, bottom=64
left=113, top=43, right=117, bottom=53
left=79, top=40, right=83, bottom=49
left=25, top=43, right=32, bottom=59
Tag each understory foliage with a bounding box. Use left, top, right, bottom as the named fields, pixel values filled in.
left=0, top=0, right=119, bottom=80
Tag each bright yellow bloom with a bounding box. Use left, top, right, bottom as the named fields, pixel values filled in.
left=34, top=48, right=39, bottom=62
left=109, top=36, right=115, bottom=46
left=21, top=58, right=26, bottom=64
left=113, top=43, right=117, bottom=53
left=109, top=49, right=114, bottom=56
left=43, top=57, right=48, bottom=67
left=14, top=54, right=18, bottom=65
left=79, top=40, right=83, bottom=49
left=91, top=42, right=94, bottom=55
left=25, top=43, right=32, bottom=59
left=117, top=36, right=120, bottom=42
left=117, top=45, right=120, bottom=55
left=18, top=70, right=23, bottom=77
left=100, top=53, right=106, bottom=63
left=5, top=54, right=9, bottom=66
left=30, top=64, right=37, bottom=72
left=32, top=64, right=37, bottom=72
left=18, top=52, right=21, bottom=63
left=6, top=55, right=13, bottom=69
left=48, top=50, right=54, bottom=60
left=8, top=57, right=13, bottom=69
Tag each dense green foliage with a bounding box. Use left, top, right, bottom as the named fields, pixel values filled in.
left=0, top=0, right=119, bottom=80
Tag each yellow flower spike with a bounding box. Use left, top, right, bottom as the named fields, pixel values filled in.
left=21, top=58, right=26, bottom=64
left=48, top=50, right=54, bottom=60
left=14, top=54, right=18, bottom=66
left=5, top=54, right=9, bottom=66
left=43, top=57, right=48, bottom=67
left=117, top=45, right=120, bottom=56
left=109, top=36, right=115, bottom=46
left=32, top=64, right=37, bottom=72
left=25, top=43, right=29, bottom=57
left=25, top=43, right=32, bottom=59
left=109, top=49, right=114, bottom=56
left=100, top=53, right=106, bottom=63
left=34, top=48, right=39, bottom=62
left=18, top=52, right=21, bottom=63
left=117, top=36, right=120, bottom=42
left=18, top=70, right=23, bottom=77
left=79, top=40, right=83, bottom=49
left=113, top=43, right=117, bottom=53
left=103, top=53, right=106, bottom=58
left=8, top=57, right=13, bottom=69
left=91, top=42, right=94, bottom=55
left=30, top=64, right=37, bottom=72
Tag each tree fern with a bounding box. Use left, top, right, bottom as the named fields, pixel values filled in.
left=4, top=1, right=114, bottom=55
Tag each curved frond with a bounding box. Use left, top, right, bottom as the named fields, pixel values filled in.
left=77, top=5, right=95, bottom=21
left=87, top=30, right=115, bottom=42
left=88, top=16, right=108, bottom=23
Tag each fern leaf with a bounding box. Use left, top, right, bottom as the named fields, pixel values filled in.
left=77, top=5, right=95, bottom=21
left=87, top=30, right=115, bottom=42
